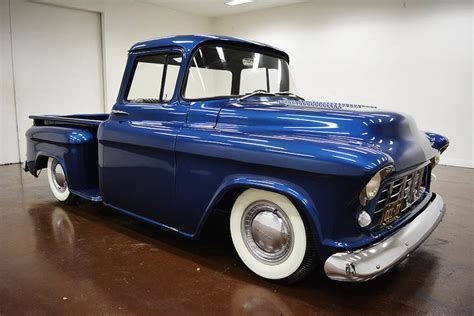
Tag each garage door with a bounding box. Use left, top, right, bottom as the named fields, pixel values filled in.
left=10, top=0, right=104, bottom=160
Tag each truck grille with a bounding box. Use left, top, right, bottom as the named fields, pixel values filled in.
left=371, top=164, right=431, bottom=228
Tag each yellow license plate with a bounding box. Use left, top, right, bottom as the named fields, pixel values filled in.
left=381, top=200, right=404, bottom=226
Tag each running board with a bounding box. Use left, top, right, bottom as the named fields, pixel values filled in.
left=70, top=188, right=102, bottom=202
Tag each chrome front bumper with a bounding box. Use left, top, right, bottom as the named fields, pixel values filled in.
left=324, top=194, right=445, bottom=282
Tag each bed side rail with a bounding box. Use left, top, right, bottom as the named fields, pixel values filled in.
left=29, top=115, right=107, bottom=128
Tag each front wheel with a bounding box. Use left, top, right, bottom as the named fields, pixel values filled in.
left=230, top=188, right=317, bottom=283
left=47, top=157, right=77, bottom=204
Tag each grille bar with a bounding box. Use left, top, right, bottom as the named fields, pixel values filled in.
left=372, top=164, right=430, bottom=218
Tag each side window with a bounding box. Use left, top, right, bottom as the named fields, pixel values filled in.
left=163, top=56, right=181, bottom=102
left=127, top=53, right=181, bottom=103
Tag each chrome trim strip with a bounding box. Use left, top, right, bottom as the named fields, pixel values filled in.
left=392, top=182, right=402, bottom=189
left=324, top=194, right=445, bottom=282
left=384, top=182, right=394, bottom=208
left=111, top=109, right=129, bottom=116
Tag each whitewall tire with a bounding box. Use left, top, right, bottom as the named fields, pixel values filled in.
left=230, top=188, right=316, bottom=283
left=47, top=157, right=75, bottom=203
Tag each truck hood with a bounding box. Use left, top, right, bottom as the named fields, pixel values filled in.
left=216, top=99, right=437, bottom=171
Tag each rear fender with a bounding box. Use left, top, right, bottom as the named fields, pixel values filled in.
left=25, top=126, right=98, bottom=190
left=30, top=151, right=67, bottom=183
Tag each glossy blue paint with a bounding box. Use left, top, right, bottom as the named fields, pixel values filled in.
left=425, top=132, right=449, bottom=152
left=25, top=35, right=449, bottom=261
left=25, top=125, right=99, bottom=192
left=98, top=100, right=188, bottom=225
left=128, top=34, right=289, bottom=61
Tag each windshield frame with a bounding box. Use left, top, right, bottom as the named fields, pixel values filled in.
left=180, top=42, right=291, bottom=102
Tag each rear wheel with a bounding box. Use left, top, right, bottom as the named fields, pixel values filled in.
left=230, top=188, right=317, bottom=283
left=47, top=157, right=76, bottom=204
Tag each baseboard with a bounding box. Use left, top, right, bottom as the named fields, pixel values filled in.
left=440, top=158, right=474, bottom=169
left=0, top=162, right=20, bottom=166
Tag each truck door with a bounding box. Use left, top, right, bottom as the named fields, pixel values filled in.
left=98, top=51, right=187, bottom=228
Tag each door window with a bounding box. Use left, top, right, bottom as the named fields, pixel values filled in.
left=127, top=53, right=181, bottom=103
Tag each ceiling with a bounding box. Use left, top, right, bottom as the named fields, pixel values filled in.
left=140, top=0, right=308, bottom=18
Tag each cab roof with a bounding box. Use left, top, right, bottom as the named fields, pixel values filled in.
left=129, top=34, right=289, bottom=62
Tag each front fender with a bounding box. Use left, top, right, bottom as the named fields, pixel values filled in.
left=195, top=174, right=325, bottom=259
left=177, top=128, right=395, bottom=177
left=425, top=132, right=449, bottom=152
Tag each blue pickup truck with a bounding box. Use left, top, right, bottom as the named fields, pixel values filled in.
left=25, top=35, right=449, bottom=283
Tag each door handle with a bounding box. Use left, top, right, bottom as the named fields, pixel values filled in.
left=111, top=110, right=129, bottom=116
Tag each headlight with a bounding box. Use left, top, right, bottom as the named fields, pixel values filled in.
left=359, top=165, right=394, bottom=205
left=365, top=172, right=381, bottom=200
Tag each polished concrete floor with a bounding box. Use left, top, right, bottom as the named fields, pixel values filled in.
left=0, top=164, right=472, bottom=315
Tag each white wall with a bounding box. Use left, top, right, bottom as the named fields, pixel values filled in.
left=0, top=0, right=211, bottom=164
left=213, top=0, right=473, bottom=168
left=0, top=0, right=19, bottom=164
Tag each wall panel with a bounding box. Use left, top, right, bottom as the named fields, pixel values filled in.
left=0, top=0, right=19, bottom=164
left=10, top=0, right=104, bottom=161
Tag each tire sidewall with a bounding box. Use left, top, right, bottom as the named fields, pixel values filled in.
left=230, top=188, right=307, bottom=280
left=47, top=157, right=71, bottom=202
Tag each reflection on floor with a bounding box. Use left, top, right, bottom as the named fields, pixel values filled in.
left=0, top=164, right=472, bottom=314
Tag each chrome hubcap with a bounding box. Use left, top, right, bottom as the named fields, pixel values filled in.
left=241, top=201, right=294, bottom=265
left=51, top=160, right=67, bottom=192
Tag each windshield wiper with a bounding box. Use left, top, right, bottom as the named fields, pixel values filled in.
left=237, top=89, right=305, bottom=102
left=275, top=91, right=305, bottom=101
left=238, top=89, right=275, bottom=102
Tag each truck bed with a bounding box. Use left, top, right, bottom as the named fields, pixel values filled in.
left=26, top=113, right=108, bottom=202
left=30, top=113, right=109, bottom=127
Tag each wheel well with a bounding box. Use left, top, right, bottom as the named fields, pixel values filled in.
left=214, top=187, right=246, bottom=213
left=212, top=186, right=312, bottom=223
left=35, top=155, right=49, bottom=173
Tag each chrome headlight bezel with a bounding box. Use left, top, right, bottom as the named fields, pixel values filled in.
left=431, top=152, right=441, bottom=168
left=359, top=165, right=394, bottom=206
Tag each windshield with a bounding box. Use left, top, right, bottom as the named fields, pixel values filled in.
left=183, top=45, right=297, bottom=100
